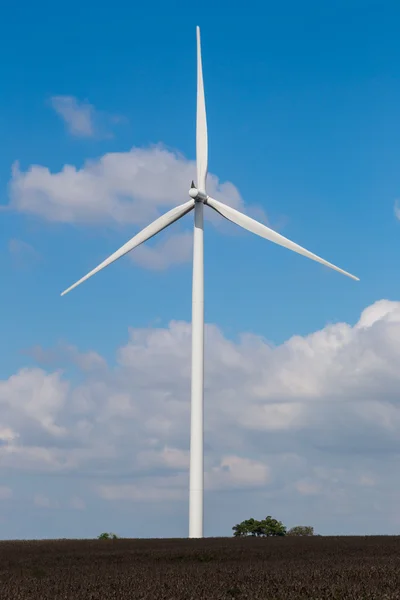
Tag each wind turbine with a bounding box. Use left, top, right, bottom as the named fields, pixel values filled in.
left=61, top=26, right=359, bottom=539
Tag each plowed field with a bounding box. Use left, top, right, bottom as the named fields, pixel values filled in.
left=1, top=535, right=399, bottom=599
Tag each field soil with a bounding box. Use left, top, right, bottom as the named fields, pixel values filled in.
left=1, top=536, right=400, bottom=599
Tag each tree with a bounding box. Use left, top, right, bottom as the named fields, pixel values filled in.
left=98, top=532, right=119, bottom=540
left=233, top=516, right=286, bottom=537
left=257, top=516, right=287, bottom=537
left=233, top=518, right=259, bottom=537
left=287, top=525, right=314, bottom=536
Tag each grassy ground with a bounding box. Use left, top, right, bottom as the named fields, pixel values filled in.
left=1, top=535, right=400, bottom=599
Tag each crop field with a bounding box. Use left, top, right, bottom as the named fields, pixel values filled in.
left=1, top=535, right=400, bottom=599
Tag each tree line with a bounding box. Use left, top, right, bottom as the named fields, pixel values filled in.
left=232, top=516, right=314, bottom=537
left=95, top=519, right=314, bottom=540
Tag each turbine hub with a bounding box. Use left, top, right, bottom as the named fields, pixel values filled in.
left=189, top=185, right=207, bottom=202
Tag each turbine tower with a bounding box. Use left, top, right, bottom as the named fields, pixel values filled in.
left=61, top=26, right=359, bottom=539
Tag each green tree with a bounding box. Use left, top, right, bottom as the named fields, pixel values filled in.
left=233, top=516, right=286, bottom=537
left=257, top=516, right=286, bottom=537
left=232, top=522, right=247, bottom=537
left=287, top=525, right=314, bottom=536
left=98, top=532, right=119, bottom=540
left=233, top=518, right=260, bottom=537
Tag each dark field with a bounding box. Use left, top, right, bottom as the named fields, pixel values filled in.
left=1, top=536, right=400, bottom=599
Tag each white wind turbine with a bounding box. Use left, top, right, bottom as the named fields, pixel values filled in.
left=61, top=26, right=359, bottom=538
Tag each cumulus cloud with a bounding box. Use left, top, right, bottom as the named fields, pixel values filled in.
left=0, top=368, right=69, bottom=441
left=8, top=146, right=248, bottom=226
left=2, top=299, right=400, bottom=534
left=27, top=342, right=107, bottom=372
left=206, top=456, right=271, bottom=491
left=97, top=480, right=186, bottom=503
left=5, top=144, right=269, bottom=271
left=136, top=447, right=189, bottom=471
left=130, top=231, right=193, bottom=271
left=49, top=96, right=124, bottom=139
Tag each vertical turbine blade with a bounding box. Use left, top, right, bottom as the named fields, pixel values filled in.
left=196, top=26, right=208, bottom=193
left=61, top=199, right=195, bottom=296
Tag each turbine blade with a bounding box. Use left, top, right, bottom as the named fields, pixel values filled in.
left=206, top=196, right=359, bottom=281
left=61, top=199, right=195, bottom=296
left=196, top=26, right=208, bottom=193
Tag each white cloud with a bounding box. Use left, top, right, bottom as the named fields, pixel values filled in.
left=50, top=96, right=95, bottom=137
left=2, top=299, right=400, bottom=533
left=8, top=145, right=260, bottom=227
left=49, top=96, right=124, bottom=139
left=28, top=342, right=107, bottom=372
left=206, top=456, right=271, bottom=490
left=131, top=231, right=193, bottom=271
left=0, top=368, right=69, bottom=440
left=0, top=427, right=18, bottom=442
left=97, top=475, right=187, bottom=503
left=6, top=144, right=269, bottom=271
left=137, top=447, right=189, bottom=471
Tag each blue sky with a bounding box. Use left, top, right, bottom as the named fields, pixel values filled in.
left=1, top=0, right=400, bottom=539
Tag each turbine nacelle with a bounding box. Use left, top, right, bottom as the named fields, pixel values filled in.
left=189, top=183, right=207, bottom=202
